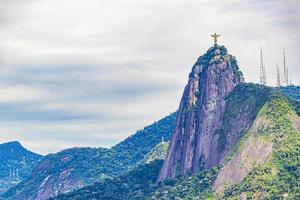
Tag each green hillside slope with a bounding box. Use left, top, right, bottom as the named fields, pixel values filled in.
left=220, top=94, right=300, bottom=199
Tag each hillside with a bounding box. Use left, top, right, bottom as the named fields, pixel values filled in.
left=0, top=141, right=42, bottom=194
left=53, top=84, right=300, bottom=200
left=219, top=94, right=300, bottom=199
left=3, top=112, right=176, bottom=200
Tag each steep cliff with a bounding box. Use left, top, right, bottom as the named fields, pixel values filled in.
left=158, top=45, right=246, bottom=181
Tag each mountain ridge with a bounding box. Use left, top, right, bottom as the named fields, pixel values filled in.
left=3, top=112, right=176, bottom=200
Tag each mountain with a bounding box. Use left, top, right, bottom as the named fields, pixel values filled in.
left=0, top=141, right=42, bottom=194
left=53, top=85, right=299, bottom=200
left=3, top=112, right=176, bottom=200
left=52, top=44, right=299, bottom=200
left=159, top=45, right=246, bottom=181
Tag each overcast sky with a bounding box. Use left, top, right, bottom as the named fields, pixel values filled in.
left=0, top=0, right=299, bottom=154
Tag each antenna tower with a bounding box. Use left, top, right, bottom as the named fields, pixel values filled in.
left=260, top=48, right=267, bottom=85
left=283, top=49, right=289, bottom=86
left=276, top=64, right=280, bottom=87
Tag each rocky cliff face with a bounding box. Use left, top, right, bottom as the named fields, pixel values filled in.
left=158, top=45, right=245, bottom=181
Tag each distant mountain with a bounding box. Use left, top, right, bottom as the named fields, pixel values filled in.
left=0, top=141, right=42, bottom=194
left=3, top=113, right=176, bottom=200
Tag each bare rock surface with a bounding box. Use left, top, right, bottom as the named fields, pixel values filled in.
left=35, top=168, right=83, bottom=200
left=294, top=115, right=300, bottom=131
left=214, top=116, right=273, bottom=193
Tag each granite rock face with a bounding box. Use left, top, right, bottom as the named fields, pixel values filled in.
left=158, top=45, right=245, bottom=181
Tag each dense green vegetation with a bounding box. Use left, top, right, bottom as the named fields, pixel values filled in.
left=150, top=167, right=219, bottom=200
left=0, top=141, right=42, bottom=194
left=3, top=112, right=176, bottom=199
left=54, top=161, right=219, bottom=200
left=280, top=85, right=300, bottom=101
left=280, top=85, right=300, bottom=115
left=54, top=160, right=164, bottom=200
left=223, top=95, right=300, bottom=199
left=111, top=112, right=176, bottom=171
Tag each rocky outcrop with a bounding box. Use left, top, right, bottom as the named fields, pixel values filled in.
left=158, top=45, right=245, bottom=181
left=35, top=168, right=83, bottom=200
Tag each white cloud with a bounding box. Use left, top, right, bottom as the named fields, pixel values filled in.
left=0, top=84, right=56, bottom=103
left=0, top=0, right=299, bottom=153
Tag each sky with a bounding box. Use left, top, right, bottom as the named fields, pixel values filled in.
left=0, top=0, right=299, bottom=154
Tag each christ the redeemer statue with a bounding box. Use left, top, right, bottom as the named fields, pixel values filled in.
left=211, top=33, right=220, bottom=45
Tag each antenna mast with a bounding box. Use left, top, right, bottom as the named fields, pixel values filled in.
left=276, top=64, right=280, bottom=87
left=283, top=49, right=289, bottom=86
left=260, top=48, right=267, bottom=85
